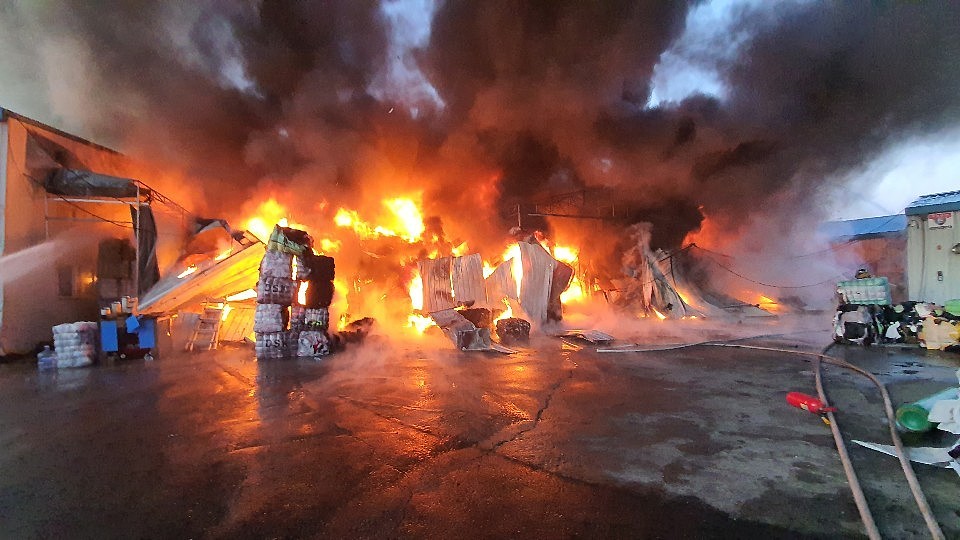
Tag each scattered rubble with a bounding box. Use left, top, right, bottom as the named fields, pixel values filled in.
left=496, top=317, right=531, bottom=345
left=412, top=237, right=576, bottom=351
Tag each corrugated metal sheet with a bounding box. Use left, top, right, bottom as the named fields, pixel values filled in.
left=820, top=214, right=907, bottom=239
left=451, top=253, right=487, bottom=307
left=484, top=260, right=518, bottom=302
left=219, top=303, right=256, bottom=342
left=906, top=190, right=960, bottom=215
left=138, top=240, right=265, bottom=315
left=418, top=257, right=454, bottom=313
left=518, top=242, right=556, bottom=324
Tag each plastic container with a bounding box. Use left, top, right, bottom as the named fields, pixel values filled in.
left=896, top=387, right=960, bottom=432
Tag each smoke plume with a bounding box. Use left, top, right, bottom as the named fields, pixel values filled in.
left=1, top=0, right=958, bottom=261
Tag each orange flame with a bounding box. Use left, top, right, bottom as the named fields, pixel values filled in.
left=319, top=238, right=341, bottom=254
left=177, top=265, right=198, bottom=279
left=493, top=299, right=514, bottom=324
left=502, top=244, right=523, bottom=298
left=243, top=199, right=310, bottom=243
left=245, top=199, right=288, bottom=242
left=560, top=276, right=586, bottom=304
left=298, top=281, right=309, bottom=305
left=552, top=244, right=587, bottom=304
left=409, top=270, right=424, bottom=311
left=755, top=293, right=780, bottom=312
left=383, top=197, right=425, bottom=241
left=551, top=245, right=578, bottom=264
left=334, top=195, right=425, bottom=243
left=226, top=289, right=257, bottom=302
left=407, top=314, right=437, bottom=334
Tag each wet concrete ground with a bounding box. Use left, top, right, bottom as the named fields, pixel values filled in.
left=0, top=321, right=958, bottom=539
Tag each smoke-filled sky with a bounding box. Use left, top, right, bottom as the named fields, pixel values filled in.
left=1, top=0, right=958, bottom=249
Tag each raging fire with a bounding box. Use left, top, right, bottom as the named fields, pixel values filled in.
left=232, top=191, right=603, bottom=340
left=334, top=195, right=425, bottom=242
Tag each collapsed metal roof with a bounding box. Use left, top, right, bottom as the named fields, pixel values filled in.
left=138, top=232, right=265, bottom=315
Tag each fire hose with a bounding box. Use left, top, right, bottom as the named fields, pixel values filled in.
left=600, top=338, right=945, bottom=539
left=706, top=342, right=945, bottom=540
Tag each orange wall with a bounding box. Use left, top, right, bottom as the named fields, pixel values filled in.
left=1, top=118, right=119, bottom=353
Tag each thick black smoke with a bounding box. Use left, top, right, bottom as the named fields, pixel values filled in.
left=2, top=1, right=959, bottom=253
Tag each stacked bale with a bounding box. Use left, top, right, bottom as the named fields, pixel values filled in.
left=253, top=225, right=336, bottom=359
left=254, top=226, right=304, bottom=359
left=295, top=251, right=336, bottom=357
left=52, top=322, right=99, bottom=368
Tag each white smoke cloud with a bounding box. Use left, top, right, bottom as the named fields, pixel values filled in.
left=368, top=0, right=444, bottom=117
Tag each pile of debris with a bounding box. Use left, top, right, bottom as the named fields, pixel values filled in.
left=857, top=371, right=960, bottom=475
left=416, top=237, right=572, bottom=350
left=833, top=277, right=960, bottom=350
left=612, top=223, right=697, bottom=319
left=253, top=226, right=337, bottom=359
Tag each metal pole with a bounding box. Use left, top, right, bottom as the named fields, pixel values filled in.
left=133, top=184, right=140, bottom=299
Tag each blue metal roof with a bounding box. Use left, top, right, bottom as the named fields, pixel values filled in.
left=905, top=190, right=960, bottom=215
left=820, top=214, right=907, bottom=240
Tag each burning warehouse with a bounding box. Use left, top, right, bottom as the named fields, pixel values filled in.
left=0, top=108, right=189, bottom=355
left=3, top=2, right=960, bottom=538
left=0, top=0, right=957, bottom=359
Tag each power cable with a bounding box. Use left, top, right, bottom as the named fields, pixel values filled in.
left=689, top=213, right=905, bottom=262
left=5, top=137, right=133, bottom=229
left=690, top=245, right=853, bottom=289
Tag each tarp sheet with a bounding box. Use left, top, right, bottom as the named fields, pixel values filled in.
left=131, top=205, right=160, bottom=296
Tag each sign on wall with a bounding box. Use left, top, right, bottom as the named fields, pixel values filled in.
left=928, top=212, right=954, bottom=230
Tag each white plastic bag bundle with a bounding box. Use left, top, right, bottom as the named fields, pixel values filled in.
left=52, top=323, right=76, bottom=335
left=253, top=304, right=285, bottom=333
left=51, top=321, right=98, bottom=368
left=304, top=308, right=329, bottom=330
left=255, top=331, right=295, bottom=358
left=259, top=251, right=293, bottom=279
left=57, top=352, right=94, bottom=368
left=290, top=306, right=306, bottom=332
left=257, top=276, right=296, bottom=305
left=297, top=330, right=330, bottom=357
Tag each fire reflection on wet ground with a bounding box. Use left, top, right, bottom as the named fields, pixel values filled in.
left=0, top=327, right=956, bottom=538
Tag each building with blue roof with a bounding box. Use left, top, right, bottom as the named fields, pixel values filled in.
left=905, top=190, right=960, bottom=216
left=820, top=214, right=907, bottom=300
left=906, top=190, right=960, bottom=304
left=820, top=214, right=907, bottom=240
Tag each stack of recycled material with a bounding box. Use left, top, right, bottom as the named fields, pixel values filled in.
left=253, top=225, right=336, bottom=359
left=52, top=322, right=98, bottom=367
left=918, top=300, right=960, bottom=351
left=833, top=277, right=960, bottom=349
